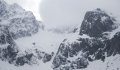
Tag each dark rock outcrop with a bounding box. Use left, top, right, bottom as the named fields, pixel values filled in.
left=0, top=0, right=43, bottom=39
left=0, top=0, right=51, bottom=66
left=35, top=49, right=53, bottom=63
left=0, top=25, right=19, bottom=64
left=79, top=8, right=115, bottom=37
left=52, top=9, right=120, bottom=70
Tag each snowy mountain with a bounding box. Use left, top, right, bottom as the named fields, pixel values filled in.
left=52, top=9, right=120, bottom=70
left=0, top=0, right=44, bottom=39
left=0, top=0, right=50, bottom=66
left=0, top=0, right=120, bottom=70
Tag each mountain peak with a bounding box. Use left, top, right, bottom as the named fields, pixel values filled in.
left=0, top=0, right=42, bottom=39
left=79, top=9, right=115, bottom=37
left=52, top=8, right=120, bottom=70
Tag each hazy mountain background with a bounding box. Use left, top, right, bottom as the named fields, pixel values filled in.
left=4, top=0, right=120, bottom=29
left=40, top=0, right=120, bottom=28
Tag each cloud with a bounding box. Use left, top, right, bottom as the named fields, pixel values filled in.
left=39, top=0, right=120, bottom=28
left=3, top=0, right=120, bottom=28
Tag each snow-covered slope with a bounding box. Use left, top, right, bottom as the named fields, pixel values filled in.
left=0, top=0, right=43, bottom=39
left=0, top=0, right=49, bottom=67
left=52, top=9, right=120, bottom=70
left=0, top=0, right=120, bottom=70
left=84, top=54, right=120, bottom=70
left=15, top=30, right=67, bottom=53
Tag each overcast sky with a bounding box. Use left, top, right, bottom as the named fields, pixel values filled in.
left=4, top=0, right=120, bottom=28
left=40, top=0, right=120, bottom=28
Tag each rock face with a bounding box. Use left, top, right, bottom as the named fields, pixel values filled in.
left=0, top=25, right=53, bottom=66
left=14, top=49, right=53, bottom=66
left=0, top=0, right=51, bottom=66
left=79, top=8, right=115, bottom=37
left=0, top=0, right=42, bottom=39
left=0, top=25, right=19, bottom=64
left=52, top=9, right=120, bottom=70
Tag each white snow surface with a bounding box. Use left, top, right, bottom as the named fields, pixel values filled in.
left=83, top=55, right=120, bottom=70
left=15, top=29, right=73, bottom=53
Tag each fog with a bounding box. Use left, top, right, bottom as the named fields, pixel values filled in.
left=4, top=0, right=120, bottom=28
left=40, top=0, right=120, bottom=28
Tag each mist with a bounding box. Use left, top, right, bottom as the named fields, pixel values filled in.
left=40, top=0, right=120, bottom=28
left=3, top=0, right=120, bottom=29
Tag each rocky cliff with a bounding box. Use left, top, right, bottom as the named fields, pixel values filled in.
left=52, top=8, right=120, bottom=70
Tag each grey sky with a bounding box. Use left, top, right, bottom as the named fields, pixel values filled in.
left=40, top=0, right=120, bottom=28
left=4, top=0, right=120, bottom=28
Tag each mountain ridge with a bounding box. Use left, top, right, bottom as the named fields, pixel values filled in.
left=52, top=8, right=120, bottom=70
left=0, top=0, right=120, bottom=70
